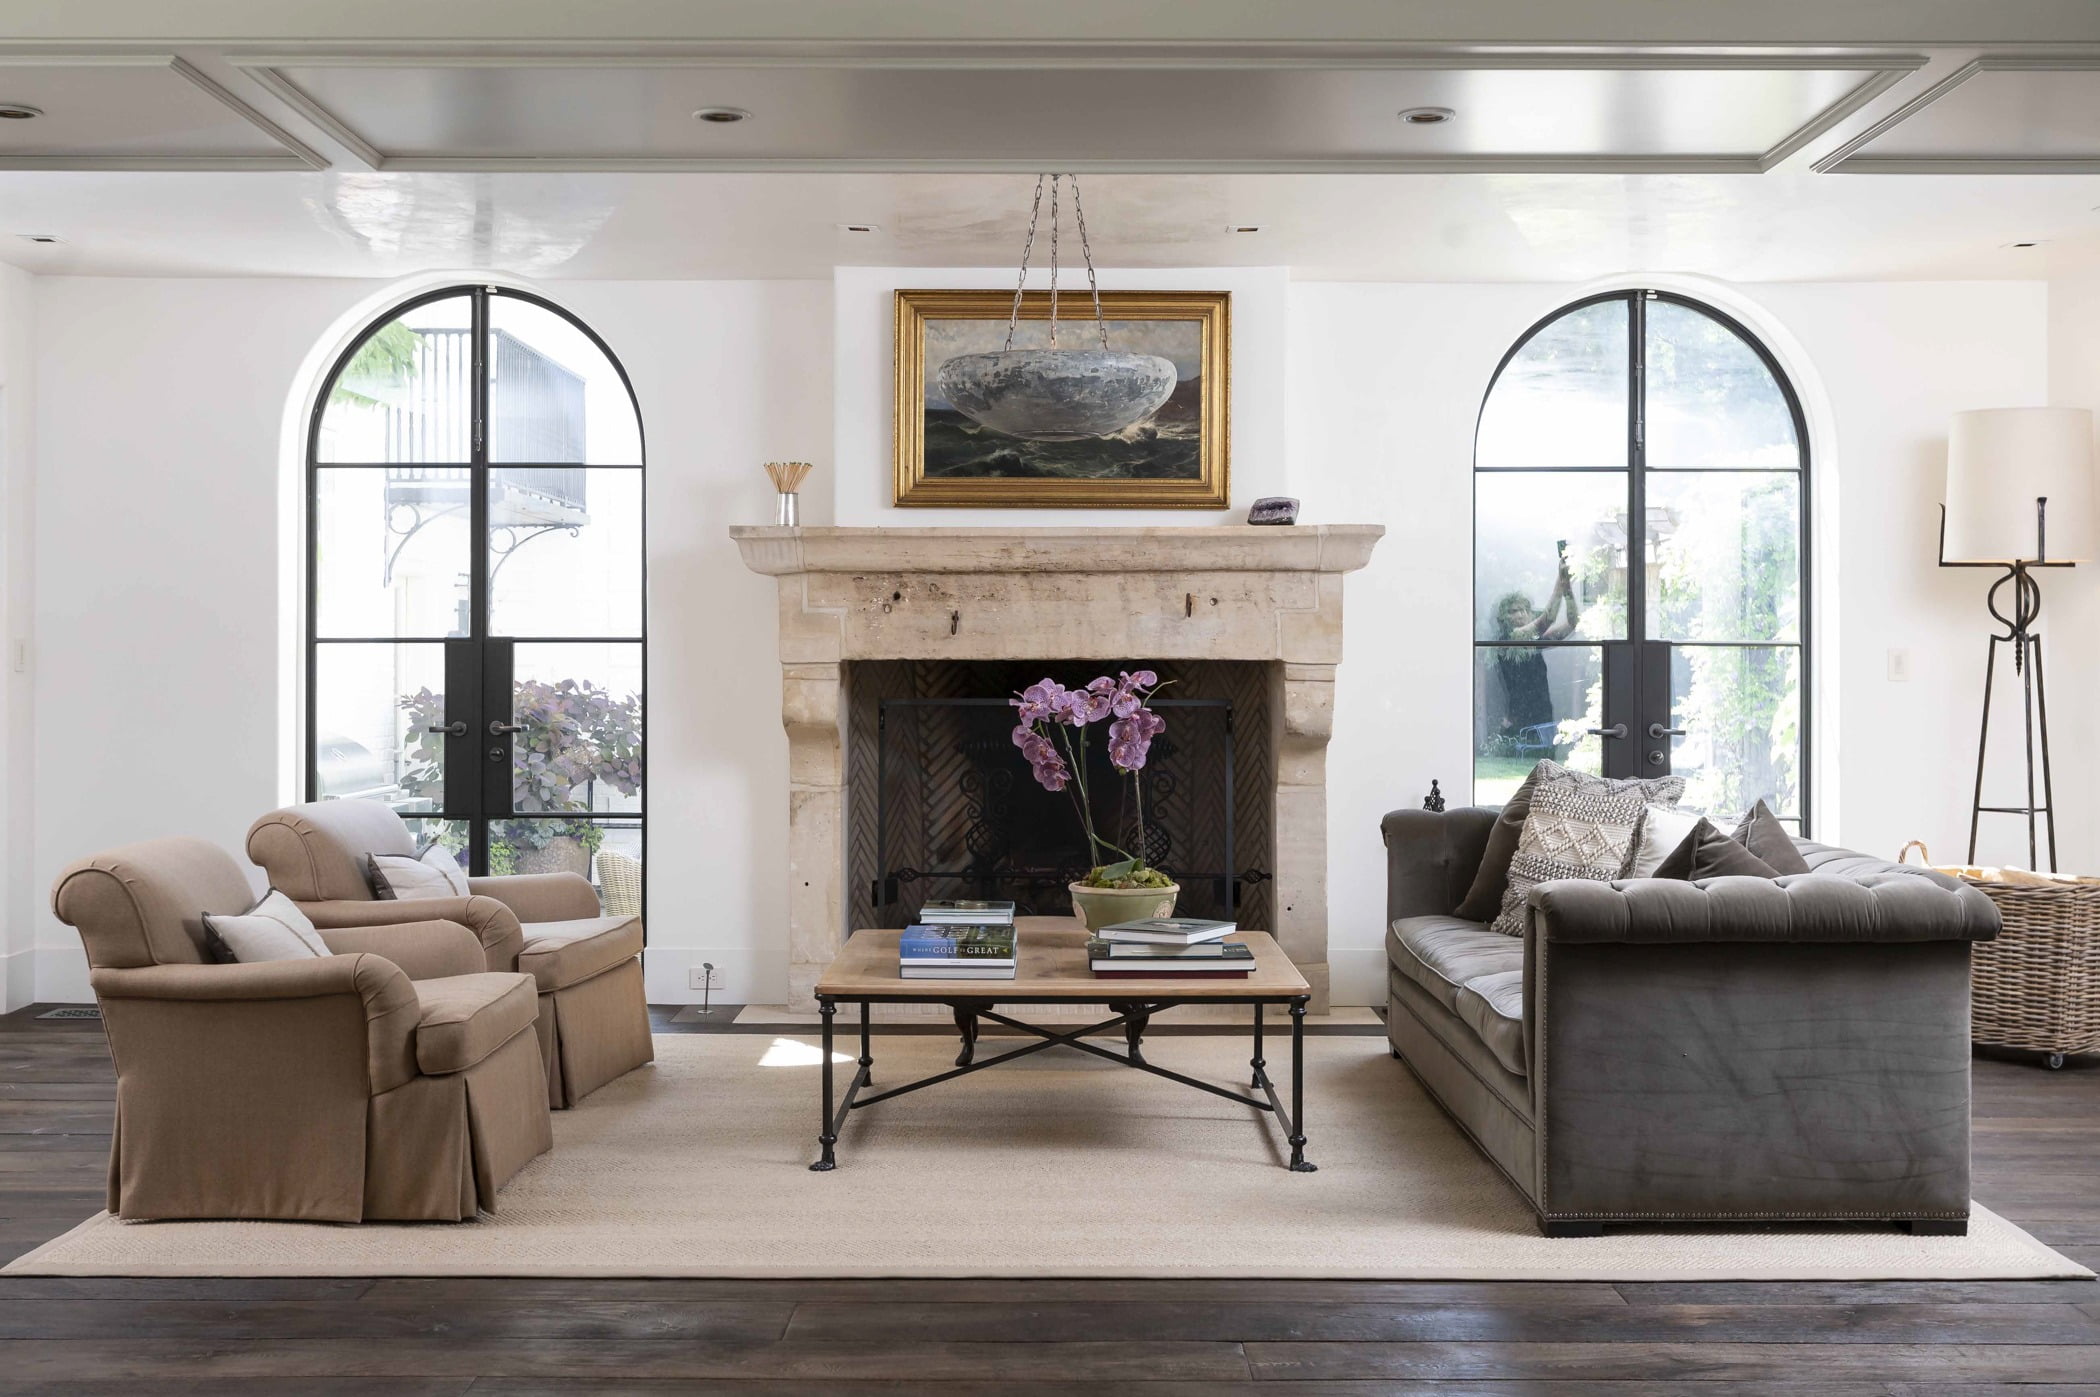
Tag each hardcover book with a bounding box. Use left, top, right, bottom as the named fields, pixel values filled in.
left=898, top=923, right=1018, bottom=961
left=1096, top=916, right=1235, bottom=944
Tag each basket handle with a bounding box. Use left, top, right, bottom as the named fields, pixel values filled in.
left=1898, top=840, right=1930, bottom=867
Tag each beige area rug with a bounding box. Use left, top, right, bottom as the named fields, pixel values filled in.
left=8, top=1033, right=2086, bottom=1281
left=730, top=1003, right=1384, bottom=1026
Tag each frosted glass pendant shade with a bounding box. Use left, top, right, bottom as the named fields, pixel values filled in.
left=1944, top=407, right=2097, bottom=564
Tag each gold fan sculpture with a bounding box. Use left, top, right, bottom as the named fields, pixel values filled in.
left=765, top=461, right=814, bottom=526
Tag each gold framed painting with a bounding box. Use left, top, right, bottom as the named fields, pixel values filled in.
left=894, top=288, right=1230, bottom=509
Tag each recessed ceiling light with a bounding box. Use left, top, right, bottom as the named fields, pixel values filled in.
left=1398, top=106, right=1455, bottom=126
left=837, top=223, right=881, bottom=234
left=14, top=233, right=63, bottom=245
left=692, top=106, right=751, bottom=125
left=0, top=103, right=42, bottom=121
left=1227, top=224, right=1263, bottom=234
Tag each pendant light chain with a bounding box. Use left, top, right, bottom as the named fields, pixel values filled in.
left=1046, top=174, right=1061, bottom=349
left=1000, top=174, right=1047, bottom=354
left=1069, top=174, right=1110, bottom=352
left=997, top=172, right=1111, bottom=354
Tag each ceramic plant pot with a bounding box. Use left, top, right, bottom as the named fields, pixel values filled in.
left=1068, top=880, right=1181, bottom=933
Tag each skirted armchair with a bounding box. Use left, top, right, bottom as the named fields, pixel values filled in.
left=246, top=800, right=653, bottom=1108
left=51, top=837, right=551, bottom=1222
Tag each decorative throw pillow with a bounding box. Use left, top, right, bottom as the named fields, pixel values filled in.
left=202, top=889, right=331, bottom=963
left=368, top=845, right=471, bottom=901
left=1628, top=802, right=1704, bottom=879
left=1653, top=818, right=1782, bottom=880
left=1730, top=799, right=1811, bottom=875
left=1454, top=764, right=1543, bottom=922
left=1489, top=761, right=1687, bottom=936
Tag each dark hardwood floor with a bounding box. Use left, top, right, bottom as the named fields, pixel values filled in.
left=3, top=1002, right=2096, bottom=1394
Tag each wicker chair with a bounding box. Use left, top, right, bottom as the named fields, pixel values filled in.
left=597, top=849, right=643, bottom=919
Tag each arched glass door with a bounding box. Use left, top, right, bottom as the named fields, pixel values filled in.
left=1473, top=290, right=1809, bottom=830
left=307, top=286, right=646, bottom=911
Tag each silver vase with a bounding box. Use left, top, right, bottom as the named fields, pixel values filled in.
left=775, top=492, right=800, bottom=527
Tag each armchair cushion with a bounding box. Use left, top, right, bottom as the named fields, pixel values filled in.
left=413, top=972, right=540, bottom=1075
left=516, top=914, right=643, bottom=993
left=317, top=919, right=487, bottom=981
left=202, top=889, right=330, bottom=963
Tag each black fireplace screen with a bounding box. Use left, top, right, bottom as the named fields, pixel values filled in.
left=846, top=660, right=1274, bottom=930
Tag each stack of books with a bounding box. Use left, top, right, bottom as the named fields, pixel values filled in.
left=898, top=922, right=1017, bottom=979
left=916, top=899, right=1015, bottom=927
left=1090, top=917, right=1251, bottom=979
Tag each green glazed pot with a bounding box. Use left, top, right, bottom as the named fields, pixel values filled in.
left=1067, top=881, right=1180, bottom=934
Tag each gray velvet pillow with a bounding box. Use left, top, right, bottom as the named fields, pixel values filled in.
left=1654, top=818, right=1781, bottom=880
left=1454, top=765, right=1541, bottom=922
left=1731, top=799, right=1811, bottom=875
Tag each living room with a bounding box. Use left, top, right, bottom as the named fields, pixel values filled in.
left=4, top=0, right=2100, bottom=1388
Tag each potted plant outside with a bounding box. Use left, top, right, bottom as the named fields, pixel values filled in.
left=1010, top=670, right=1179, bottom=932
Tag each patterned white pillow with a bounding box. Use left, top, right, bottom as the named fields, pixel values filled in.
left=203, top=889, right=331, bottom=963
left=1490, top=762, right=1687, bottom=937
left=368, top=845, right=471, bottom=901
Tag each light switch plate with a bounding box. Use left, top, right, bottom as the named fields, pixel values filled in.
left=1887, top=648, right=1911, bottom=682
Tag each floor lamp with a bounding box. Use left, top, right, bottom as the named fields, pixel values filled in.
left=1940, top=407, right=2096, bottom=872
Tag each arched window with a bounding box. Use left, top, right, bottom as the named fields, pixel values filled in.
left=1473, top=290, right=1809, bottom=830
left=307, top=286, right=646, bottom=911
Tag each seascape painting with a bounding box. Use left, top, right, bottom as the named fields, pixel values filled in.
left=894, top=289, right=1230, bottom=509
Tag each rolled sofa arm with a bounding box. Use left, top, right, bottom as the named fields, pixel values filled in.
left=90, top=954, right=422, bottom=1094
left=469, top=871, right=602, bottom=923
left=300, top=894, right=525, bottom=972
left=317, top=919, right=485, bottom=981
left=1381, top=806, right=1499, bottom=923
left=1529, top=873, right=2000, bottom=946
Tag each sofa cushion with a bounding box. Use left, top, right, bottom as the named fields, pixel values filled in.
left=414, top=972, right=539, bottom=1075
left=1388, top=915, right=1525, bottom=1012
left=517, top=914, right=643, bottom=993
left=1454, top=969, right=1527, bottom=1077
left=1654, top=818, right=1782, bottom=880
left=1454, top=764, right=1542, bottom=922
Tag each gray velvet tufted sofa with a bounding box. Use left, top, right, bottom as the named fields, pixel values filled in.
left=1382, top=805, right=2000, bottom=1237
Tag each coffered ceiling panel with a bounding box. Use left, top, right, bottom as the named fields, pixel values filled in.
left=0, top=56, right=322, bottom=169
left=252, top=59, right=1899, bottom=171
left=1828, top=59, right=2100, bottom=171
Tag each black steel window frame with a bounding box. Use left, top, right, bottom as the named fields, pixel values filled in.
left=1471, top=288, right=1813, bottom=831
left=304, top=283, right=648, bottom=890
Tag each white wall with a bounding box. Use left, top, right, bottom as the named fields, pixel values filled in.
left=22, top=267, right=2079, bottom=1007
left=0, top=262, right=34, bottom=1010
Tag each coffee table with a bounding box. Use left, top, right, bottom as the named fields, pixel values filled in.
left=809, top=918, right=1315, bottom=1173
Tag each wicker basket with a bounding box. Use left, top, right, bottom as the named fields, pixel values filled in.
left=1900, top=841, right=2100, bottom=1065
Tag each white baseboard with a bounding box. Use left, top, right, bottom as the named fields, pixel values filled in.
left=641, top=948, right=775, bottom=1006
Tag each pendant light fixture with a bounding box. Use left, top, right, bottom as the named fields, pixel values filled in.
left=934, top=174, right=1178, bottom=442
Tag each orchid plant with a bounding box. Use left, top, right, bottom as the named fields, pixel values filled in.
left=1010, top=670, right=1174, bottom=890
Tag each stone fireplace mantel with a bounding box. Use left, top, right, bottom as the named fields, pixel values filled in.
left=732, top=525, right=1383, bottom=1010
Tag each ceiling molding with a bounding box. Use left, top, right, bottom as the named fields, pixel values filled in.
left=0, top=51, right=327, bottom=170
left=1756, top=66, right=1919, bottom=171
left=366, top=155, right=1776, bottom=175
left=1817, top=52, right=2100, bottom=173
left=238, top=63, right=378, bottom=169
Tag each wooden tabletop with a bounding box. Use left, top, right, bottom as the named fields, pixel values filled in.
left=817, top=917, right=1310, bottom=1000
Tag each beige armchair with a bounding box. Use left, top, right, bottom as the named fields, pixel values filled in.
left=247, top=800, right=653, bottom=1108
left=51, top=837, right=551, bottom=1222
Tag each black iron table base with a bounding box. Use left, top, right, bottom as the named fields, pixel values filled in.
left=810, top=995, right=1315, bottom=1173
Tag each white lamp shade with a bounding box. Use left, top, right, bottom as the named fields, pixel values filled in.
left=1943, top=407, right=2097, bottom=564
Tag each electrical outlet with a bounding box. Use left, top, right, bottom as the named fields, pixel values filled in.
left=688, top=965, right=719, bottom=991
left=1887, top=648, right=1912, bottom=683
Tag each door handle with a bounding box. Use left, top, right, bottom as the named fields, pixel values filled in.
left=1586, top=724, right=1627, bottom=740
left=1648, top=723, right=1687, bottom=739
left=489, top=720, right=525, bottom=735
left=426, top=721, right=468, bottom=738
